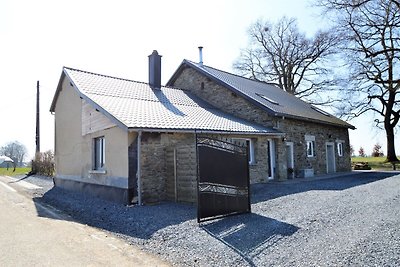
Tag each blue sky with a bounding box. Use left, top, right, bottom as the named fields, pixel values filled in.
left=0, top=0, right=391, bottom=158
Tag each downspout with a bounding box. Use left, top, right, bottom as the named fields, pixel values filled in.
left=174, top=148, right=178, bottom=202
left=137, top=131, right=142, bottom=205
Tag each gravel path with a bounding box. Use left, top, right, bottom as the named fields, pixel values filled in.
left=22, top=172, right=400, bottom=266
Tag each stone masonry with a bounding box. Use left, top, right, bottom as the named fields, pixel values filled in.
left=139, top=132, right=273, bottom=204
left=140, top=132, right=198, bottom=203
left=279, top=118, right=351, bottom=175
left=171, top=67, right=352, bottom=178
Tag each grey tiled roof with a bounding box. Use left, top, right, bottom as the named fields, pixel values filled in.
left=168, top=60, right=354, bottom=129
left=59, top=67, right=281, bottom=135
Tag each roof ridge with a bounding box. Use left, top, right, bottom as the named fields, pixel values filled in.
left=184, top=60, right=280, bottom=88
left=63, top=66, right=151, bottom=86
left=64, top=66, right=192, bottom=93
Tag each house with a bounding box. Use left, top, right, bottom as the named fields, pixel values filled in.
left=0, top=156, right=14, bottom=169
left=167, top=58, right=355, bottom=180
left=50, top=51, right=283, bottom=205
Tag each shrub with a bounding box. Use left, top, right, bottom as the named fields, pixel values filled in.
left=32, top=150, right=55, bottom=177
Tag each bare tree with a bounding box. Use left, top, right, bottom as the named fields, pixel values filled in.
left=0, top=141, right=27, bottom=167
left=318, top=0, right=400, bottom=165
left=233, top=17, right=341, bottom=105
left=372, top=143, right=384, bottom=157
left=358, top=147, right=366, bottom=157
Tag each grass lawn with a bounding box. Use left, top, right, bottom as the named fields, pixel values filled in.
left=351, top=156, right=399, bottom=170
left=0, top=167, right=31, bottom=177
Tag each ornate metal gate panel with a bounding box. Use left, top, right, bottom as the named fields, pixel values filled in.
left=196, top=136, right=251, bottom=223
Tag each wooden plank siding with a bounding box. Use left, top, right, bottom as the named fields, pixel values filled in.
left=82, top=101, right=116, bottom=136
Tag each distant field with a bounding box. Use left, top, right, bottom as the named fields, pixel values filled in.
left=351, top=156, right=399, bottom=170
left=0, top=167, right=31, bottom=177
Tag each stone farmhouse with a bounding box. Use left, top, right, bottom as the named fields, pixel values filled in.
left=50, top=50, right=354, bottom=205
left=167, top=58, right=355, bottom=181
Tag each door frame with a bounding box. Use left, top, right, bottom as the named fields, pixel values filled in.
left=268, top=139, right=276, bottom=180
left=286, top=142, right=294, bottom=178
left=326, top=142, right=336, bottom=174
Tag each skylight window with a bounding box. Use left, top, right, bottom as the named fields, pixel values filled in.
left=256, top=93, right=279, bottom=105
left=311, top=106, right=331, bottom=116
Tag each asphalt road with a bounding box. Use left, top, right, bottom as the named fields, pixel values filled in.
left=0, top=176, right=169, bottom=267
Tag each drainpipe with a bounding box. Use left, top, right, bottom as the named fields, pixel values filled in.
left=174, top=148, right=178, bottom=202
left=137, top=131, right=142, bottom=205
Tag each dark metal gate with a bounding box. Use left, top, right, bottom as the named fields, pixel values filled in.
left=196, top=136, right=251, bottom=223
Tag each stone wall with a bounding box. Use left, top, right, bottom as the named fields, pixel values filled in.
left=139, top=132, right=275, bottom=204
left=140, top=132, right=197, bottom=203
left=171, top=67, right=352, bottom=177
left=164, top=133, right=197, bottom=203
left=172, top=67, right=277, bottom=128
left=280, top=119, right=351, bottom=175
left=140, top=132, right=167, bottom=203
left=139, top=124, right=350, bottom=204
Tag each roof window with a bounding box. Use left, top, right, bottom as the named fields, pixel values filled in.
left=256, top=93, right=279, bottom=105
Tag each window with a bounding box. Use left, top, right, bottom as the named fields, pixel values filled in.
left=305, top=135, right=316, bottom=157
left=94, top=136, right=105, bottom=170
left=232, top=138, right=255, bottom=165
left=307, top=140, right=316, bottom=157
left=337, top=142, right=344, bottom=157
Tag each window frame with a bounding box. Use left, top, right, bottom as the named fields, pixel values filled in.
left=94, top=136, right=105, bottom=171
left=306, top=140, right=316, bottom=157
left=337, top=142, right=344, bottom=157
left=232, top=138, right=256, bottom=165
left=305, top=135, right=316, bottom=158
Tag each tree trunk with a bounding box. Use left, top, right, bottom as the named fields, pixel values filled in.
left=384, top=89, right=399, bottom=168
left=385, top=125, right=399, bottom=170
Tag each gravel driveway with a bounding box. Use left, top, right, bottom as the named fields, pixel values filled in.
left=24, top=172, right=400, bottom=266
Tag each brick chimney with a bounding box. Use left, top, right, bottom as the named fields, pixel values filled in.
left=149, top=50, right=162, bottom=89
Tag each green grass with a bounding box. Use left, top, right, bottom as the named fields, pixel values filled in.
left=351, top=156, right=399, bottom=170
left=0, top=167, right=31, bottom=177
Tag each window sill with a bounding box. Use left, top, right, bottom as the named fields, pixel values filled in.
left=89, top=170, right=107, bottom=174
